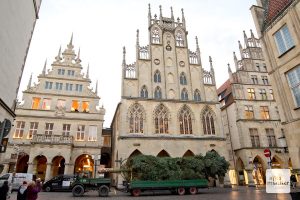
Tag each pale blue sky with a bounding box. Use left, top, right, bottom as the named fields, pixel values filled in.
left=20, top=0, right=257, bottom=127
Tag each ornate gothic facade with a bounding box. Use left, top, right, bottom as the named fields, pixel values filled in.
left=111, top=5, right=228, bottom=187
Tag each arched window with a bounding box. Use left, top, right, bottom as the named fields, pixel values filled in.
left=179, top=105, right=193, bottom=134
left=180, top=72, right=187, bottom=85
left=202, top=108, right=216, bottom=135
left=154, top=104, right=169, bottom=134
left=194, top=89, right=201, bottom=101
left=128, top=103, right=144, bottom=133
left=152, top=28, right=160, bottom=44
left=154, top=87, right=162, bottom=99
left=176, top=31, right=184, bottom=46
left=140, top=85, right=148, bottom=98
left=154, top=71, right=161, bottom=83
left=181, top=88, right=188, bottom=100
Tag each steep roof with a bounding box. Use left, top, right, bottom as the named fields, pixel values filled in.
left=217, top=79, right=234, bottom=108
left=263, top=0, right=293, bottom=27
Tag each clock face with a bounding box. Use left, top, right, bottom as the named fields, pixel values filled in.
left=154, top=59, right=160, bottom=65
left=179, top=61, right=185, bottom=67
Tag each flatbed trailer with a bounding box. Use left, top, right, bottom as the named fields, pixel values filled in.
left=128, top=179, right=208, bottom=197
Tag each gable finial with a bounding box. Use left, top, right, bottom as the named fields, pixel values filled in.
left=195, top=36, right=202, bottom=66
left=233, top=51, right=238, bottom=70
left=42, top=59, right=47, bottom=75
left=86, top=63, right=89, bottom=79
left=170, top=6, right=174, bottom=20
left=27, top=73, right=33, bottom=89
left=55, top=46, right=62, bottom=61
left=228, top=63, right=232, bottom=74
left=159, top=5, right=162, bottom=18
left=148, top=4, right=152, bottom=26
left=250, top=29, right=255, bottom=38
left=67, top=33, right=74, bottom=49
left=195, top=36, right=199, bottom=50
left=136, top=29, right=139, bottom=46
left=95, top=80, right=98, bottom=94
left=75, top=48, right=81, bottom=64
left=243, top=30, right=249, bottom=47
left=238, top=41, right=244, bottom=58
left=122, top=46, right=126, bottom=66
left=181, top=8, right=186, bottom=26
left=209, top=56, right=213, bottom=69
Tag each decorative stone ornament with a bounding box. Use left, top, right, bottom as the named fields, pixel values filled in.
left=154, top=59, right=160, bottom=65
left=179, top=61, right=185, bottom=67
left=166, top=41, right=172, bottom=51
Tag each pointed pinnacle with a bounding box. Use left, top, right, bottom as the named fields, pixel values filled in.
left=76, top=48, right=81, bottom=63
left=27, top=73, right=33, bottom=89
left=69, top=33, right=73, bottom=46
left=42, top=59, right=47, bottom=75
left=86, top=64, right=89, bottom=78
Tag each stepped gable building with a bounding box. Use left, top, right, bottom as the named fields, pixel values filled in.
left=217, top=31, right=290, bottom=186
left=1, top=36, right=106, bottom=181
left=111, top=5, right=229, bottom=187
left=251, top=0, right=300, bottom=183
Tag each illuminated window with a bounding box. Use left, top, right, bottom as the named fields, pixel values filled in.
left=56, top=99, right=66, bottom=108
left=247, top=88, right=256, bottom=100
left=82, top=101, right=89, bottom=112
left=42, top=99, right=51, bottom=110
left=128, top=103, right=144, bottom=133
left=154, top=104, right=169, bottom=134
left=266, top=128, right=276, bottom=147
left=71, top=100, right=79, bottom=112
left=14, top=121, right=25, bottom=138
left=62, top=124, right=71, bottom=136
left=31, top=97, right=40, bottom=109
left=45, top=123, right=54, bottom=135
left=245, top=105, right=254, bottom=119
left=179, top=106, right=193, bottom=134
left=28, top=122, right=38, bottom=139
left=260, top=106, right=270, bottom=119
left=202, top=109, right=215, bottom=135
left=259, top=89, right=267, bottom=100
left=249, top=128, right=260, bottom=147
left=76, top=125, right=85, bottom=141
left=88, top=126, right=97, bottom=141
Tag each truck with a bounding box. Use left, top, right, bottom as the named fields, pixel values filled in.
left=71, top=177, right=111, bottom=197
left=127, top=179, right=208, bottom=197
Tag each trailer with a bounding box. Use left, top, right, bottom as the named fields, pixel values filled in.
left=71, top=177, right=111, bottom=197
left=127, top=179, right=208, bottom=197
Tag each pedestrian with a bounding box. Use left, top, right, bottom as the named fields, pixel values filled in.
left=0, top=181, right=9, bottom=200
left=26, top=178, right=42, bottom=200
left=17, top=181, right=28, bottom=200
left=291, top=174, right=297, bottom=189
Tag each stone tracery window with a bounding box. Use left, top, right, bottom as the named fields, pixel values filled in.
left=152, top=28, right=160, bottom=44
left=140, top=85, right=148, bottom=98
left=154, top=104, right=169, bottom=134
left=176, top=31, right=184, bottom=46
left=154, top=70, right=161, bottom=83
left=179, top=105, right=193, bottom=134
left=202, top=108, right=216, bottom=135
left=154, top=86, right=162, bottom=99
left=128, top=103, right=145, bottom=133
left=181, top=88, right=188, bottom=100
left=194, top=89, right=201, bottom=101
left=180, top=72, right=187, bottom=85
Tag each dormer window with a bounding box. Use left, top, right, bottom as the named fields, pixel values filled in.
left=152, top=28, right=160, bottom=44
left=31, top=97, right=40, bottom=109
left=45, top=81, right=53, bottom=89
left=82, top=101, right=89, bottom=112
left=42, top=98, right=51, bottom=110
left=71, top=100, right=79, bottom=112
left=58, top=69, right=65, bottom=75
left=67, top=70, right=75, bottom=76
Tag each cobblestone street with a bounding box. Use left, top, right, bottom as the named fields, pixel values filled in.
left=8, top=187, right=298, bottom=200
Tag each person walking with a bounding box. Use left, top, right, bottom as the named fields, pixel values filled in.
left=0, top=181, right=9, bottom=200
left=17, top=181, right=28, bottom=200
left=291, top=174, right=297, bottom=189
left=26, top=178, right=41, bottom=200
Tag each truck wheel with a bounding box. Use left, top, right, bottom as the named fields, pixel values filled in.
left=189, top=187, right=197, bottom=195
left=98, top=185, right=109, bottom=197
left=177, top=187, right=185, bottom=195
left=131, top=189, right=141, bottom=197
left=72, top=185, right=84, bottom=197
left=45, top=186, right=51, bottom=192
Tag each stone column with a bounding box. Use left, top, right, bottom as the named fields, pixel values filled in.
left=245, top=169, right=255, bottom=187
left=293, top=169, right=300, bottom=187
left=45, top=163, right=52, bottom=181
left=0, top=164, right=9, bottom=175
left=27, top=162, right=34, bottom=173
left=64, top=163, right=74, bottom=175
